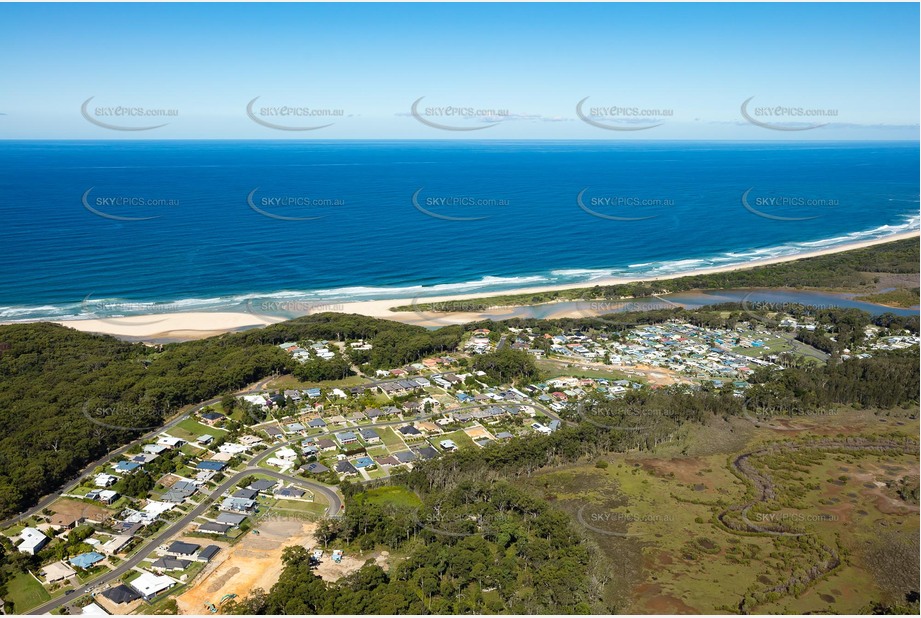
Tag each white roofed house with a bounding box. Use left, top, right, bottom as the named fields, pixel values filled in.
left=156, top=436, right=185, bottom=449
left=267, top=446, right=299, bottom=471
left=129, top=570, right=176, bottom=600
left=276, top=446, right=298, bottom=461
left=101, top=534, right=133, bottom=555
left=94, top=473, right=118, bottom=487
left=17, top=527, right=49, bottom=555
left=241, top=394, right=268, bottom=407
left=218, top=442, right=248, bottom=456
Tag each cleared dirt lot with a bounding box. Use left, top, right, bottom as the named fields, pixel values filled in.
left=312, top=549, right=389, bottom=582
left=175, top=519, right=316, bottom=614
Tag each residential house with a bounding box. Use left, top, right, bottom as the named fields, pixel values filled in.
left=200, top=412, right=225, bottom=426
left=100, top=535, right=132, bottom=555
left=150, top=558, right=190, bottom=572
left=274, top=486, right=305, bottom=499
left=374, top=455, right=400, bottom=467
left=316, top=439, right=337, bottom=452
left=393, top=451, right=416, bottom=464
left=415, top=421, right=441, bottom=435
left=239, top=435, right=264, bottom=448
left=80, top=602, right=107, bottom=615
left=16, top=527, right=49, bottom=555
left=196, top=460, right=226, bottom=472
left=334, top=460, right=359, bottom=477
left=86, top=489, right=119, bottom=504
left=359, top=428, right=380, bottom=444
left=415, top=446, right=440, bottom=461
left=218, top=443, right=248, bottom=456
left=215, top=512, right=247, bottom=526
left=94, top=473, right=117, bottom=488
left=221, top=497, right=256, bottom=513
left=275, top=446, right=298, bottom=461
left=165, top=541, right=199, bottom=558
left=398, top=425, right=423, bottom=439
left=156, top=436, right=185, bottom=449
left=248, top=479, right=277, bottom=493
left=198, top=522, right=231, bottom=535
left=335, top=431, right=359, bottom=446
left=100, top=584, right=142, bottom=605
left=303, top=462, right=329, bottom=475
left=69, top=552, right=105, bottom=569
left=129, top=571, right=175, bottom=600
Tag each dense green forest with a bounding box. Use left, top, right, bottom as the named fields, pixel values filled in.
left=227, top=480, right=596, bottom=614
left=400, top=238, right=920, bottom=311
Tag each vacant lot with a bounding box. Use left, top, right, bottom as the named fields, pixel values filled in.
left=5, top=570, right=51, bottom=613
left=49, top=497, right=112, bottom=524
left=360, top=486, right=421, bottom=509
left=175, top=518, right=316, bottom=614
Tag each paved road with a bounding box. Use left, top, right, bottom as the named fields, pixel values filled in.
left=22, top=377, right=559, bottom=614
left=0, top=377, right=275, bottom=530
left=28, top=465, right=340, bottom=615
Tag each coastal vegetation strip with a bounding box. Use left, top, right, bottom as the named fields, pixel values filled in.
left=395, top=238, right=920, bottom=312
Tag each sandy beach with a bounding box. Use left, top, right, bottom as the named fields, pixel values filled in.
left=47, top=312, right=287, bottom=342
left=33, top=231, right=919, bottom=340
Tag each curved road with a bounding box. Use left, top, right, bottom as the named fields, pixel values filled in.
left=28, top=465, right=340, bottom=615
left=21, top=376, right=560, bottom=614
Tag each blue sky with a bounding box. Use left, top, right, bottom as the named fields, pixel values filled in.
left=0, top=2, right=918, bottom=139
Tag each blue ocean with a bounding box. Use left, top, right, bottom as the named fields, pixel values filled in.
left=0, top=140, right=918, bottom=321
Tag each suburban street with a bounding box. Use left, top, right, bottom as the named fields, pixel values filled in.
left=28, top=464, right=340, bottom=616
left=21, top=372, right=563, bottom=615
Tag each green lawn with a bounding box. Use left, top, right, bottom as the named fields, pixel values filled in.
left=6, top=570, right=51, bottom=613
left=360, top=486, right=422, bottom=509
left=377, top=427, right=407, bottom=451
left=269, top=499, right=328, bottom=518
left=172, top=418, right=227, bottom=441
left=536, top=360, right=630, bottom=381
left=439, top=429, right=478, bottom=450
left=2, top=523, right=27, bottom=537
left=76, top=565, right=110, bottom=583
left=365, top=467, right=389, bottom=480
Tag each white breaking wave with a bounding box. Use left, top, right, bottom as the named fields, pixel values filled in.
left=2, top=215, right=917, bottom=323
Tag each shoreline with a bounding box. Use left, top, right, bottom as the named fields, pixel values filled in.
left=6, top=230, right=918, bottom=341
